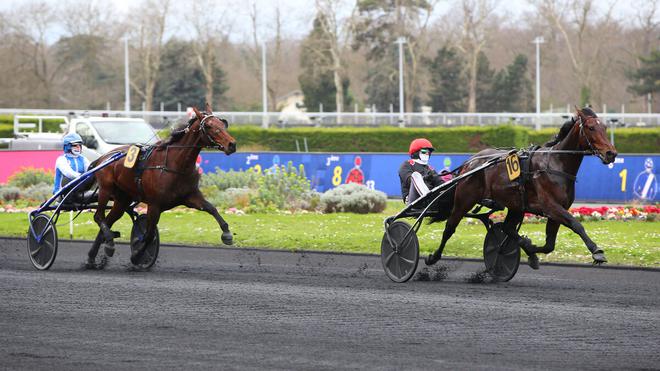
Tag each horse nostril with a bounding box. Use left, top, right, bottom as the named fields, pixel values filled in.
left=228, top=142, right=236, bottom=152
left=607, top=151, right=616, bottom=159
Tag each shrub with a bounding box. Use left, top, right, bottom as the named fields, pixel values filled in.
left=0, top=186, right=21, bottom=202
left=7, top=167, right=54, bottom=188
left=321, top=183, right=387, bottom=214
left=20, top=182, right=53, bottom=202
left=200, top=167, right=260, bottom=191
left=227, top=126, right=660, bottom=153
left=252, top=162, right=321, bottom=212
left=204, top=187, right=255, bottom=210
left=200, top=163, right=321, bottom=213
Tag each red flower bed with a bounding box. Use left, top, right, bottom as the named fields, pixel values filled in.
left=488, top=205, right=659, bottom=223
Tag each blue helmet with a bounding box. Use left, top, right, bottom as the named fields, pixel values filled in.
left=62, top=133, right=83, bottom=152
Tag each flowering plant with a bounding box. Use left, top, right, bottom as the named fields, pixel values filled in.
left=486, top=205, right=659, bottom=223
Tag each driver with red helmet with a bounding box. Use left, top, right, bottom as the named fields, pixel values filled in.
left=398, top=138, right=446, bottom=204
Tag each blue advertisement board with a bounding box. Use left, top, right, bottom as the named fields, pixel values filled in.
left=198, top=152, right=659, bottom=203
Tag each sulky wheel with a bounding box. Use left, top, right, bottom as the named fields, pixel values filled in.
left=130, top=214, right=160, bottom=269
left=483, top=222, right=520, bottom=281
left=27, top=214, right=58, bottom=270
left=381, top=220, right=419, bottom=283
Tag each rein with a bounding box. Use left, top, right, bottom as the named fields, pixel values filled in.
left=462, top=148, right=592, bottom=165
left=134, top=114, right=228, bottom=179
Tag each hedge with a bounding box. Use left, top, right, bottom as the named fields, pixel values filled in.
left=228, top=125, right=660, bottom=153
left=0, top=113, right=657, bottom=153
left=0, top=114, right=66, bottom=138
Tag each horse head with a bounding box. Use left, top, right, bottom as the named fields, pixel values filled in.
left=574, top=106, right=617, bottom=164
left=192, top=103, right=236, bottom=155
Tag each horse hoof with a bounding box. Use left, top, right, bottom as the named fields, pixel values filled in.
left=221, top=232, right=233, bottom=245
left=519, top=236, right=533, bottom=249
left=527, top=254, right=540, bottom=270
left=425, top=254, right=439, bottom=266
left=85, top=259, right=96, bottom=270
left=96, top=256, right=109, bottom=270
left=102, top=243, right=115, bottom=257
left=130, top=252, right=142, bottom=265
left=592, top=251, right=607, bottom=264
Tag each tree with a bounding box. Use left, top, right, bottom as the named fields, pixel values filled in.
left=299, top=14, right=353, bottom=112
left=244, top=2, right=286, bottom=111
left=426, top=46, right=467, bottom=112
left=302, top=0, right=356, bottom=114
left=189, top=0, right=233, bottom=109
left=627, top=50, right=660, bottom=110
left=490, top=54, right=532, bottom=112
left=532, top=0, right=618, bottom=107
left=153, top=39, right=228, bottom=110
left=53, top=34, right=117, bottom=108
left=3, top=2, right=64, bottom=106
left=128, top=0, right=171, bottom=111
left=353, top=0, right=438, bottom=112
left=475, top=51, right=495, bottom=111
left=456, top=0, right=497, bottom=113
left=626, top=0, right=659, bottom=112
left=299, top=70, right=352, bottom=112
left=53, top=1, right=122, bottom=109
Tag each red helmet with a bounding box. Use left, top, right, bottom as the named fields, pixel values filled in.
left=408, top=138, right=435, bottom=155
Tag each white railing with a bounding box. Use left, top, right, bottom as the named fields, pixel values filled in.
left=1, top=108, right=658, bottom=129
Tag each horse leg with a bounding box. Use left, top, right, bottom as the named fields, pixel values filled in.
left=501, top=211, right=540, bottom=269
left=544, top=203, right=607, bottom=264
left=92, top=190, right=114, bottom=258
left=93, top=191, right=129, bottom=259
left=537, top=219, right=560, bottom=254
left=86, top=232, right=104, bottom=268
left=102, top=198, right=129, bottom=254
left=131, top=205, right=161, bottom=265
left=425, top=199, right=477, bottom=266
left=184, top=191, right=233, bottom=245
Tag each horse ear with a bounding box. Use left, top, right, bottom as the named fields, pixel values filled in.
left=574, top=105, right=584, bottom=119
left=205, top=102, right=213, bottom=114
left=192, top=106, right=204, bottom=120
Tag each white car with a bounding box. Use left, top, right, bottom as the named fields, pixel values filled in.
left=70, top=117, right=159, bottom=160
left=9, top=115, right=160, bottom=160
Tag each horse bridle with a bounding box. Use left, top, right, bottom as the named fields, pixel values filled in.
left=575, top=115, right=604, bottom=161
left=199, top=114, right=229, bottom=150
left=171, top=113, right=229, bottom=150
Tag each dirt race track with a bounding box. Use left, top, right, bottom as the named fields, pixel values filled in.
left=1, top=237, right=659, bottom=370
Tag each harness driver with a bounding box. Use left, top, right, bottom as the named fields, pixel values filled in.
left=398, top=138, right=451, bottom=204
left=53, top=133, right=91, bottom=198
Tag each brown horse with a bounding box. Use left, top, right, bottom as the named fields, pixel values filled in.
left=87, top=103, right=236, bottom=266
left=425, top=107, right=617, bottom=268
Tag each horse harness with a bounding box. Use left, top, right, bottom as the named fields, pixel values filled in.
left=130, top=113, right=228, bottom=200
left=513, top=118, right=596, bottom=213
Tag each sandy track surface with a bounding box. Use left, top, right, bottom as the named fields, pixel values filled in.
left=1, top=238, right=659, bottom=370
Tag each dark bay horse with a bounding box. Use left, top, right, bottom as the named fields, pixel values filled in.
left=88, top=104, right=236, bottom=266
left=426, top=107, right=618, bottom=268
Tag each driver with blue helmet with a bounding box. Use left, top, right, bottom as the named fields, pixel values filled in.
left=53, top=133, right=91, bottom=194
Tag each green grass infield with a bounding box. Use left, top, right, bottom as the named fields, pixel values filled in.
left=3, top=202, right=658, bottom=267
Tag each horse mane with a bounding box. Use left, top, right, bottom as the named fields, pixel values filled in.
left=543, top=107, right=597, bottom=147
left=157, top=117, right=197, bottom=149
left=544, top=119, right=574, bottom=147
